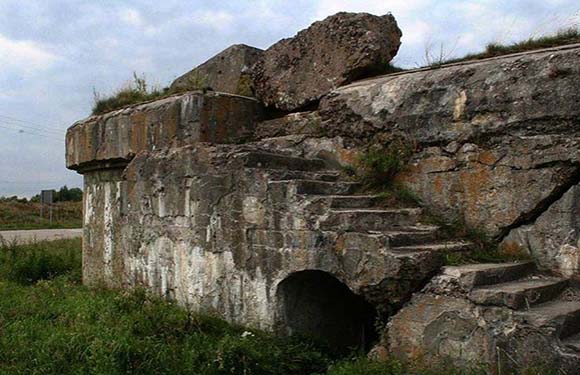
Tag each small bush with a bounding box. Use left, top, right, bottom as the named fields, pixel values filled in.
left=0, top=238, right=81, bottom=284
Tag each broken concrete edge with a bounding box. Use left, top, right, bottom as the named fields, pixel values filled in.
left=337, top=42, right=580, bottom=91
left=169, top=44, right=264, bottom=95
left=252, top=12, right=402, bottom=111
left=66, top=91, right=264, bottom=172
left=381, top=263, right=580, bottom=373
left=69, top=90, right=262, bottom=128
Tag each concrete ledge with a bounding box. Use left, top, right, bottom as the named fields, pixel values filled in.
left=66, top=91, right=262, bottom=172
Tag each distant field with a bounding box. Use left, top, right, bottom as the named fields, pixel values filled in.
left=0, top=201, right=82, bottom=230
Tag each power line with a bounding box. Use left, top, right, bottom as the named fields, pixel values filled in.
left=0, top=118, right=63, bottom=136
left=0, top=114, right=63, bottom=133
left=0, top=124, right=63, bottom=141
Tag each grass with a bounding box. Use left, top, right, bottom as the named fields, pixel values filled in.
left=90, top=28, right=580, bottom=116
left=0, top=238, right=82, bottom=284
left=0, top=200, right=82, bottom=230
left=432, top=27, right=580, bottom=67
left=355, top=139, right=415, bottom=190
left=0, top=239, right=549, bottom=374
left=92, top=73, right=169, bottom=116
left=342, top=138, right=419, bottom=207
left=421, top=214, right=532, bottom=266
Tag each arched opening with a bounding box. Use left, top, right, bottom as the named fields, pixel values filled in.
left=277, top=270, right=377, bottom=352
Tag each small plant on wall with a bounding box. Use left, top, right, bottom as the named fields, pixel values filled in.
left=343, top=135, right=419, bottom=207
left=357, top=136, right=415, bottom=189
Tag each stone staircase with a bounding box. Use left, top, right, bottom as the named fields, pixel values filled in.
left=236, top=150, right=475, bottom=307
left=446, top=262, right=580, bottom=349
left=239, top=150, right=473, bottom=254
left=386, top=260, right=580, bottom=372
left=238, top=150, right=580, bottom=369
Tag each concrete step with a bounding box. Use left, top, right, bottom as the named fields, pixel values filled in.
left=391, top=241, right=473, bottom=254
left=382, top=226, right=440, bottom=247
left=327, top=195, right=384, bottom=209
left=294, top=180, right=361, bottom=195
left=563, top=333, right=580, bottom=352
left=319, top=208, right=422, bottom=232
left=517, top=300, right=580, bottom=340
left=442, top=262, right=536, bottom=289
left=238, top=151, right=327, bottom=171
left=266, top=170, right=341, bottom=182
left=469, top=278, right=569, bottom=309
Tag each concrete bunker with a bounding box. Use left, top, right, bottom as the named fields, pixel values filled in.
left=276, top=270, right=377, bottom=351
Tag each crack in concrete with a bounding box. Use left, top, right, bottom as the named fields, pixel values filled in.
left=496, top=165, right=580, bottom=241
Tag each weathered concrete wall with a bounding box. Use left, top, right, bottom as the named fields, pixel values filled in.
left=68, top=45, right=580, bottom=353
left=260, top=45, right=580, bottom=276
left=66, top=91, right=262, bottom=171
left=318, top=45, right=580, bottom=236
left=79, top=142, right=433, bottom=331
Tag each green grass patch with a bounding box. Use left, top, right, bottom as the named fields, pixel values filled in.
left=0, top=238, right=82, bottom=284
left=92, top=73, right=170, bottom=116
left=355, top=138, right=415, bottom=189
left=343, top=138, right=419, bottom=207
left=436, top=27, right=580, bottom=67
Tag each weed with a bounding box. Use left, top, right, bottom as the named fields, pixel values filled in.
left=357, top=138, right=415, bottom=189
left=92, top=73, right=169, bottom=115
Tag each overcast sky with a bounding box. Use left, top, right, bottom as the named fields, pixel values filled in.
left=0, top=0, right=578, bottom=197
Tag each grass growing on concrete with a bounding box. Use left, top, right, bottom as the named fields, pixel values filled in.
left=356, top=140, right=414, bottom=189
left=0, top=200, right=82, bottom=230
left=343, top=138, right=419, bottom=207
left=421, top=214, right=532, bottom=266
left=92, top=73, right=170, bottom=115
left=430, top=27, right=580, bottom=67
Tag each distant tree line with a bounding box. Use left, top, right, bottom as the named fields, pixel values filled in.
left=1, top=186, right=83, bottom=203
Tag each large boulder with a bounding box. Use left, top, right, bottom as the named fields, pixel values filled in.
left=170, top=44, right=263, bottom=96
left=252, top=12, right=402, bottom=111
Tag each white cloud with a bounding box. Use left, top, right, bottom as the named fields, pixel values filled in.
left=313, top=0, right=431, bottom=21
left=0, top=33, right=58, bottom=73
left=191, top=10, right=235, bottom=31
left=119, top=8, right=144, bottom=27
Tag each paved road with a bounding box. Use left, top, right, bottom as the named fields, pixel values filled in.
left=0, top=228, right=82, bottom=244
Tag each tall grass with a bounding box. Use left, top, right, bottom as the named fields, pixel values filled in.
left=0, top=238, right=82, bottom=284
left=92, top=73, right=169, bottom=115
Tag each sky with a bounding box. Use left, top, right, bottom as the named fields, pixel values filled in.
left=0, top=0, right=578, bottom=197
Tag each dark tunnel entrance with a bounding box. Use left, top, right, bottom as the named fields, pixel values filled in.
left=277, top=270, right=378, bottom=352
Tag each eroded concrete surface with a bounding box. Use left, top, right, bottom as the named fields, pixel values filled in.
left=67, top=44, right=580, bottom=370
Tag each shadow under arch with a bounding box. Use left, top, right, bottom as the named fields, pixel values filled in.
left=276, top=270, right=377, bottom=352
